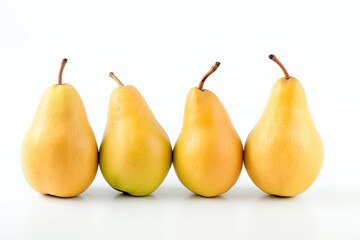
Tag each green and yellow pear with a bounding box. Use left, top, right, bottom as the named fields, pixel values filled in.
left=173, top=62, right=243, bottom=197
left=244, top=54, right=324, bottom=197
left=99, top=72, right=172, bottom=196
left=21, top=59, right=98, bottom=197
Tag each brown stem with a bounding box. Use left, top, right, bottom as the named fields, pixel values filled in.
left=109, top=72, right=124, bottom=86
left=269, top=54, right=290, bottom=79
left=58, top=58, right=67, bottom=85
left=198, top=62, right=221, bottom=90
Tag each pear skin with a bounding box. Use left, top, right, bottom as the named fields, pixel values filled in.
left=99, top=73, right=172, bottom=196
left=244, top=55, right=324, bottom=197
left=173, top=62, right=243, bottom=197
left=21, top=59, right=98, bottom=198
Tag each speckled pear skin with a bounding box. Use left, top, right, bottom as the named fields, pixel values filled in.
left=99, top=85, right=172, bottom=196
left=21, top=83, right=98, bottom=197
left=244, top=76, right=324, bottom=197
left=173, top=87, right=243, bottom=197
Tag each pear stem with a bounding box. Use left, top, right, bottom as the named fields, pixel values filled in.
left=58, top=58, right=67, bottom=85
left=269, top=54, right=290, bottom=80
left=109, top=72, right=124, bottom=86
left=198, top=62, right=221, bottom=90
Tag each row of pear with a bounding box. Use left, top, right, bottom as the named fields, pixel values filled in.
left=21, top=55, right=323, bottom=198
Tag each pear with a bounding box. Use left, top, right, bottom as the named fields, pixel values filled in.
left=21, top=59, right=98, bottom=198
left=244, top=54, right=324, bottom=197
left=99, top=72, right=172, bottom=196
left=173, top=62, right=243, bottom=197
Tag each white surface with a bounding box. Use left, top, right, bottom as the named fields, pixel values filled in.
left=0, top=0, right=359, bottom=239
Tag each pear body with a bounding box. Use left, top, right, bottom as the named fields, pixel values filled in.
left=173, top=87, right=243, bottom=197
left=21, top=84, right=98, bottom=197
left=99, top=85, right=172, bottom=196
left=244, top=77, right=324, bottom=197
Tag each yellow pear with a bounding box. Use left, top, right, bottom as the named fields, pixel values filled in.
left=173, top=62, right=243, bottom=197
left=99, top=72, right=172, bottom=196
left=21, top=59, right=98, bottom=197
left=244, top=54, right=324, bottom=197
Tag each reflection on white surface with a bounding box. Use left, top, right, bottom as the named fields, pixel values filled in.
left=100, top=193, right=166, bottom=239
left=5, top=184, right=359, bottom=240
left=246, top=195, right=318, bottom=240
left=18, top=195, right=92, bottom=239
left=173, top=195, right=239, bottom=239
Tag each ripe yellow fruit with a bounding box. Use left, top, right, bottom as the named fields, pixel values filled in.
left=244, top=55, right=324, bottom=197
left=99, top=73, right=172, bottom=196
left=21, top=59, right=98, bottom=197
left=174, top=62, right=243, bottom=197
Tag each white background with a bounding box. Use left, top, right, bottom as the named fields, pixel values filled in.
left=0, top=0, right=359, bottom=239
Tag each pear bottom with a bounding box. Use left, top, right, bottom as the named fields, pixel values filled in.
left=244, top=138, right=324, bottom=197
